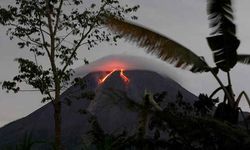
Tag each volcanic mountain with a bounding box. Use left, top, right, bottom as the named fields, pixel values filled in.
left=0, top=56, right=198, bottom=149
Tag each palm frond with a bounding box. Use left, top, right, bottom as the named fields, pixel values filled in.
left=206, top=34, right=240, bottom=71
left=237, top=54, right=250, bottom=64
left=207, top=0, right=235, bottom=35
left=105, top=17, right=209, bottom=73
left=207, top=0, right=240, bottom=72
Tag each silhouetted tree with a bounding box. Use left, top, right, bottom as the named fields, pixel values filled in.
left=83, top=91, right=250, bottom=150
left=0, top=0, right=139, bottom=149
left=104, top=0, right=250, bottom=124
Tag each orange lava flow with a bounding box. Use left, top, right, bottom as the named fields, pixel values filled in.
left=98, top=69, right=117, bottom=84
left=98, top=69, right=130, bottom=84
left=120, top=69, right=130, bottom=83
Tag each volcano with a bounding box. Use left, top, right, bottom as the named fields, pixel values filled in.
left=0, top=69, right=198, bottom=149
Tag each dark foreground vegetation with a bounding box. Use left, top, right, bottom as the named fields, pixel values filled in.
left=3, top=92, right=250, bottom=150
left=2, top=0, right=250, bottom=149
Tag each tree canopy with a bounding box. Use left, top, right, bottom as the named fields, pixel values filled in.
left=0, top=0, right=139, bottom=149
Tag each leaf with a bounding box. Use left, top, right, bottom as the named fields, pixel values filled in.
left=207, top=34, right=240, bottom=71
left=105, top=17, right=209, bottom=73
left=207, top=0, right=235, bottom=35
left=18, top=42, right=25, bottom=48
left=207, top=0, right=240, bottom=72
left=237, top=54, right=250, bottom=64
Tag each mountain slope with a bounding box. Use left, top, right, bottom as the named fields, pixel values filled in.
left=0, top=70, right=198, bottom=149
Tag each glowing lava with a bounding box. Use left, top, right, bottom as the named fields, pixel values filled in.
left=98, top=69, right=117, bottom=84
left=120, top=69, right=130, bottom=83
left=98, top=69, right=130, bottom=84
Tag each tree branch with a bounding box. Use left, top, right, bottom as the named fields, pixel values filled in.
left=60, top=2, right=109, bottom=76
left=38, top=14, right=51, bottom=58
left=55, top=29, right=74, bottom=49
left=53, top=0, right=63, bottom=36
left=60, top=25, right=94, bottom=74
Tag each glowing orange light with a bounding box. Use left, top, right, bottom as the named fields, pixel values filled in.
left=98, top=69, right=117, bottom=84
left=98, top=69, right=130, bottom=85
left=120, top=69, right=130, bottom=83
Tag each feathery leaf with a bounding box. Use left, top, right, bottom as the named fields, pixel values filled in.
left=207, top=0, right=240, bottom=72
left=105, top=17, right=209, bottom=73
left=207, top=0, right=235, bottom=35
left=237, top=55, right=250, bottom=64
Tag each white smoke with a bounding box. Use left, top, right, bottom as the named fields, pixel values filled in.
left=73, top=54, right=181, bottom=82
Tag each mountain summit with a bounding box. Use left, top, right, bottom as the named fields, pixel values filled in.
left=0, top=69, right=198, bottom=149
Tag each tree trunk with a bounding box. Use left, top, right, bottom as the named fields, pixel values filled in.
left=54, top=99, right=62, bottom=150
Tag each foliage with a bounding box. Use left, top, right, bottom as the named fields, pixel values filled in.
left=2, top=91, right=250, bottom=149
left=0, top=0, right=139, bottom=99
left=151, top=93, right=250, bottom=150
left=81, top=116, right=130, bottom=150
left=105, top=17, right=209, bottom=73
left=3, top=132, right=49, bottom=150
left=206, top=0, right=240, bottom=71
left=194, top=94, right=219, bottom=116
left=103, top=0, right=250, bottom=125
left=83, top=91, right=250, bottom=150
left=0, top=0, right=139, bottom=149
